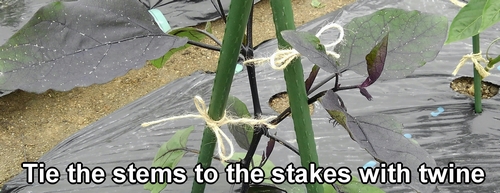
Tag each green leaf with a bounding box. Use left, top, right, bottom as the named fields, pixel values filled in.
left=0, top=0, right=187, bottom=93
left=205, top=21, right=213, bottom=34
left=310, top=0, right=323, bottom=8
left=150, top=27, right=207, bottom=68
left=335, top=180, right=385, bottom=193
left=325, top=109, right=348, bottom=129
left=226, top=95, right=254, bottom=150
left=336, top=8, right=448, bottom=80
left=323, top=183, right=337, bottom=193
left=479, top=0, right=500, bottom=33
left=144, top=126, right=195, bottom=193
left=281, top=30, right=338, bottom=73
left=223, top=153, right=306, bottom=193
left=247, top=185, right=286, bottom=193
left=446, top=0, right=487, bottom=44
left=319, top=90, right=436, bottom=193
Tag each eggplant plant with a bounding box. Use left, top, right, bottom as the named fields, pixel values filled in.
left=143, top=1, right=448, bottom=193
left=446, top=0, right=500, bottom=113
left=0, top=0, right=448, bottom=192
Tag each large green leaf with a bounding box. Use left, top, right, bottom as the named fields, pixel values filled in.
left=446, top=0, right=486, bottom=43
left=226, top=95, right=254, bottom=150
left=150, top=24, right=211, bottom=68
left=336, top=8, right=448, bottom=80
left=0, top=0, right=187, bottom=93
left=479, top=0, right=500, bottom=33
left=144, top=126, right=195, bottom=193
left=223, top=153, right=306, bottom=193
left=319, top=90, right=436, bottom=193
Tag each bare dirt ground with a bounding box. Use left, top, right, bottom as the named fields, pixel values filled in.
left=0, top=0, right=354, bottom=187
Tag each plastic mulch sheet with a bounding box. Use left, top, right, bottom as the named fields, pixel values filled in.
left=3, top=0, right=500, bottom=192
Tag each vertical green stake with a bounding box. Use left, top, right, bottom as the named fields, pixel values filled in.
left=190, top=0, right=254, bottom=192
left=472, top=34, right=482, bottom=113
left=270, top=0, right=323, bottom=193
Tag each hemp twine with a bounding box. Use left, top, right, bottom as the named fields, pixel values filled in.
left=141, top=96, right=278, bottom=162
left=452, top=52, right=490, bottom=78
left=243, top=23, right=345, bottom=70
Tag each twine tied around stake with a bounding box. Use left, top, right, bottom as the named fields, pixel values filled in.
left=141, top=96, right=278, bottom=162
left=452, top=52, right=490, bottom=78
left=243, top=23, right=345, bottom=70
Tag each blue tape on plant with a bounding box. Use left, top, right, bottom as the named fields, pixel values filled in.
left=430, top=107, right=444, bottom=117
left=235, top=63, right=243, bottom=74
left=363, top=160, right=377, bottom=169
left=404, top=133, right=412, bottom=139
left=497, top=65, right=500, bottom=71
left=148, top=9, right=171, bottom=33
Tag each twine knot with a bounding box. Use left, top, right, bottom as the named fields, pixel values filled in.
left=142, top=96, right=278, bottom=162
left=452, top=52, right=490, bottom=78
left=243, top=23, right=345, bottom=70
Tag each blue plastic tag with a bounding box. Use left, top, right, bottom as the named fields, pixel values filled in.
left=148, top=9, right=171, bottom=33
left=362, top=160, right=377, bottom=169
left=235, top=63, right=243, bottom=74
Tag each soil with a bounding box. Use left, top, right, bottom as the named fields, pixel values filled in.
left=450, top=76, right=500, bottom=99
left=0, top=0, right=354, bottom=187
left=269, top=91, right=315, bottom=116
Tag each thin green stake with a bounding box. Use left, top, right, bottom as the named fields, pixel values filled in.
left=472, top=34, right=482, bottom=113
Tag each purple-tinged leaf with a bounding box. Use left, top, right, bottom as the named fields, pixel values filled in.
left=281, top=30, right=338, bottom=73
left=360, top=33, right=388, bottom=88
left=319, top=90, right=436, bottom=193
left=357, top=34, right=388, bottom=101
left=260, top=137, right=275, bottom=167
left=358, top=87, right=373, bottom=101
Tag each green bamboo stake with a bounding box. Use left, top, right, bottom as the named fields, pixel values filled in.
left=190, top=0, right=254, bottom=192
left=270, top=0, right=323, bottom=193
left=472, top=34, right=482, bottom=113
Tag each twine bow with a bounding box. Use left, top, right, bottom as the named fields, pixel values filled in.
left=142, top=96, right=277, bottom=162
left=452, top=52, right=490, bottom=78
